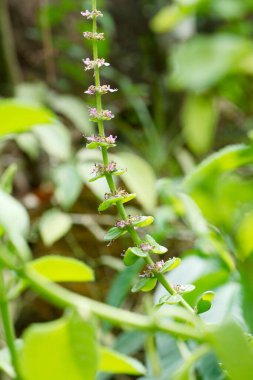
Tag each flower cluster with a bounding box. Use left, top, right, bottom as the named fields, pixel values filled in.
left=85, top=85, right=118, bottom=95
left=89, top=107, right=114, bottom=121
left=81, top=10, right=103, bottom=19
left=83, top=32, right=105, bottom=40
left=104, top=189, right=129, bottom=200
left=83, top=58, right=110, bottom=71
left=86, top=134, right=117, bottom=145
left=115, top=215, right=141, bottom=229
left=140, top=242, right=153, bottom=252
left=139, top=260, right=165, bottom=278
left=91, top=161, right=117, bottom=176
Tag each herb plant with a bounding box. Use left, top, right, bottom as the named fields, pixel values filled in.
left=1, top=1, right=253, bottom=380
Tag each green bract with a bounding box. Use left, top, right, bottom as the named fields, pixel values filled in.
left=131, top=277, right=157, bottom=293
left=196, top=291, right=215, bottom=314
left=98, top=193, right=136, bottom=212
left=104, top=227, right=127, bottom=241
left=159, top=258, right=181, bottom=273
left=124, top=247, right=148, bottom=266
left=145, top=234, right=168, bottom=254
left=86, top=141, right=116, bottom=150
left=89, top=169, right=125, bottom=183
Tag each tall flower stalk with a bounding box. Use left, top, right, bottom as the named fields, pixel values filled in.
left=82, top=0, right=194, bottom=314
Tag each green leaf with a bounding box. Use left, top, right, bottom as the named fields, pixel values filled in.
left=131, top=216, right=154, bottom=228
left=236, top=211, right=253, bottom=260
left=99, top=347, right=146, bottom=375
left=48, top=93, right=92, bottom=134
left=86, top=141, right=116, bottom=150
left=158, top=294, right=181, bottom=305
left=150, top=4, right=191, bottom=33
left=124, top=247, right=148, bottom=266
left=39, top=209, right=72, bottom=246
left=0, top=100, right=54, bottom=136
left=27, top=255, right=94, bottom=282
left=145, top=234, right=168, bottom=254
left=53, top=163, right=82, bottom=209
left=33, top=124, right=71, bottom=161
left=131, top=277, right=157, bottom=293
left=206, top=320, right=253, bottom=380
left=116, top=152, right=157, bottom=212
left=182, top=94, right=218, bottom=155
left=196, top=291, right=215, bottom=314
left=98, top=193, right=136, bottom=212
left=0, top=164, right=17, bottom=194
left=104, top=227, right=127, bottom=241
left=170, top=34, right=253, bottom=91
left=159, top=258, right=181, bottom=273
left=0, top=189, right=29, bottom=238
left=20, top=311, right=99, bottom=380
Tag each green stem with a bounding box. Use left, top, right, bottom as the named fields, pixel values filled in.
left=90, top=0, right=194, bottom=314
left=0, top=269, right=22, bottom=380
left=19, top=266, right=202, bottom=341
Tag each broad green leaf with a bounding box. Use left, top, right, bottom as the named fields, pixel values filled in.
left=98, top=194, right=136, bottom=212
left=39, top=209, right=72, bottom=246
left=104, top=227, right=127, bottom=241
left=206, top=320, right=253, bottom=380
left=170, top=34, right=253, bottom=91
left=27, top=255, right=94, bottom=282
left=20, top=311, right=99, bottom=380
left=0, top=164, right=17, bottom=194
left=0, top=100, right=54, bottom=136
left=33, top=124, right=71, bottom=161
left=131, top=277, right=157, bottom=293
left=53, top=163, right=82, bottom=209
left=99, top=347, right=146, bottom=375
left=15, top=132, right=40, bottom=159
left=196, top=291, right=215, bottom=314
left=182, top=94, right=218, bottom=155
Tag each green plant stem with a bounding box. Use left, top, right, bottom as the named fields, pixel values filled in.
left=91, top=0, right=194, bottom=314
left=19, top=266, right=202, bottom=341
left=146, top=333, right=161, bottom=378
left=0, top=269, right=22, bottom=380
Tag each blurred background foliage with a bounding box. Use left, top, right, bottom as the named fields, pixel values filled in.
left=1, top=0, right=253, bottom=378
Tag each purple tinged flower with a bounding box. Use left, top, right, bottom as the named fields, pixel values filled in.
left=83, top=58, right=110, bottom=71
left=115, top=220, right=127, bottom=229
left=81, top=10, right=103, bottom=19
left=83, top=32, right=105, bottom=40
left=89, top=107, right=98, bottom=118
left=108, top=161, right=117, bottom=172
left=84, top=85, right=118, bottom=95
left=106, top=135, right=117, bottom=144
left=140, top=242, right=153, bottom=252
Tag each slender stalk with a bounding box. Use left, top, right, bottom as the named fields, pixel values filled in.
left=0, top=269, right=22, bottom=380
left=90, top=0, right=194, bottom=314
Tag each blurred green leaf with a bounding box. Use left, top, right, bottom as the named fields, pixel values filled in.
left=150, top=5, right=191, bottom=33
left=236, top=210, right=253, bottom=260
left=100, top=347, right=146, bottom=375
left=53, top=163, right=83, bottom=209
left=132, top=277, right=157, bottom=293
left=20, top=312, right=99, bottom=380
left=206, top=320, right=253, bottom=380
left=116, top=152, right=157, bottom=212
left=48, top=93, right=92, bottom=134
left=170, top=34, right=253, bottom=91
left=34, top=124, right=71, bottom=161
left=39, top=209, right=72, bottom=246
left=182, top=94, right=218, bottom=155
left=0, top=100, right=54, bottom=136
left=27, top=255, right=94, bottom=283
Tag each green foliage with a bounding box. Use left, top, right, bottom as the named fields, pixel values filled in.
left=27, top=256, right=94, bottom=283
left=38, top=209, right=72, bottom=246
left=20, top=311, right=99, bottom=380
left=0, top=100, right=55, bottom=136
